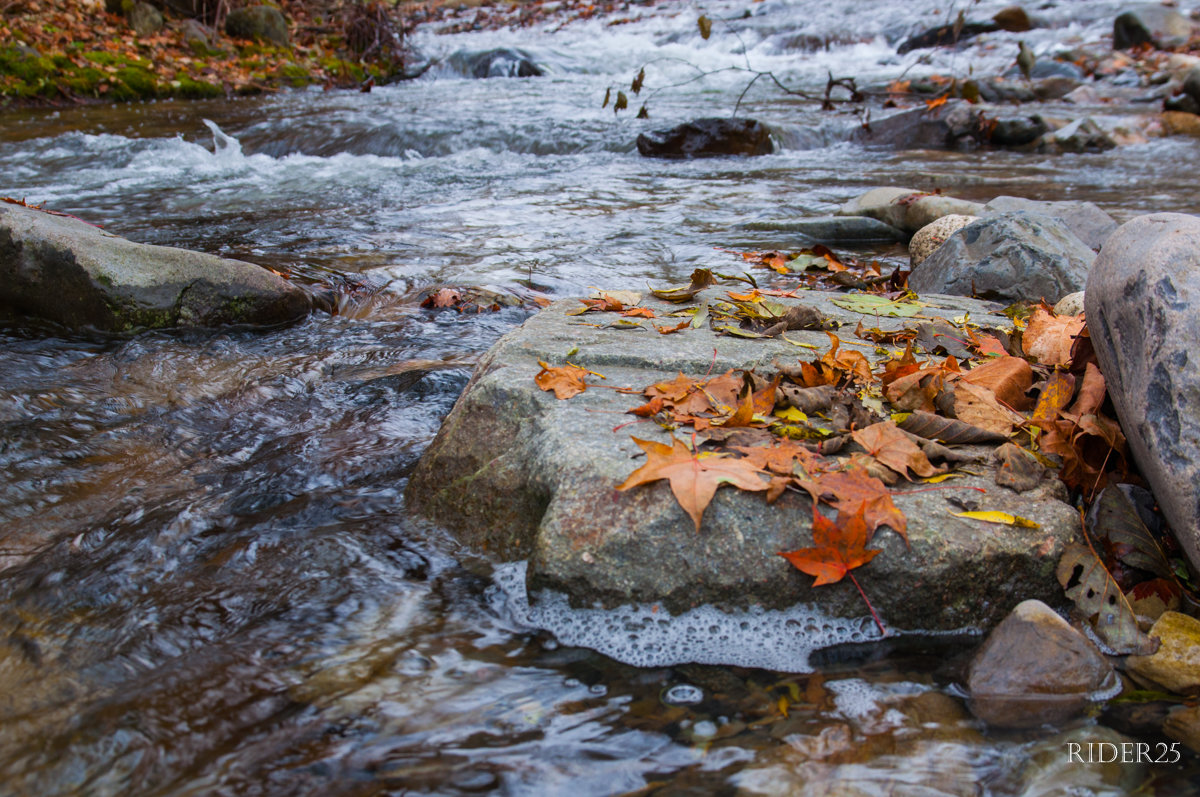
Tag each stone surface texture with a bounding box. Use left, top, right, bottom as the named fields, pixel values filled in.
left=224, top=5, right=289, bottom=47
left=0, top=203, right=310, bottom=333
left=1113, top=5, right=1194, bottom=50
left=407, top=289, right=1080, bottom=629
left=904, top=195, right=983, bottom=232
left=909, top=214, right=977, bottom=267
left=637, top=118, right=773, bottom=159
left=984, top=196, right=1117, bottom=251
left=1085, top=213, right=1200, bottom=575
left=909, top=211, right=1095, bottom=303
left=1126, top=611, right=1200, bottom=695
left=966, top=599, right=1116, bottom=728
left=835, top=186, right=919, bottom=230
left=740, top=215, right=905, bottom=244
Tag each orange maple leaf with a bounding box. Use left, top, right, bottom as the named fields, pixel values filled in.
left=617, top=436, right=768, bottom=532
left=535, top=360, right=602, bottom=399
left=851, top=421, right=942, bottom=479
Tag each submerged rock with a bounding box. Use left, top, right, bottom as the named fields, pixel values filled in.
left=984, top=196, right=1117, bottom=251
left=0, top=203, right=310, bottom=333
left=448, top=48, right=544, bottom=78
left=225, top=5, right=290, bottom=47
left=967, top=599, right=1116, bottom=728
left=1113, top=5, right=1194, bottom=51
left=1085, top=213, right=1200, bottom=575
left=636, top=118, right=773, bottom=159
left=897, top=21, right=998, bottom=54
left=909, top=210, right=1095, bottom=304
left=407, top=289, right=1078, bottom=628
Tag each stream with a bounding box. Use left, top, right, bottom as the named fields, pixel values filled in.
left=2, top=0, right=1200, bottom=793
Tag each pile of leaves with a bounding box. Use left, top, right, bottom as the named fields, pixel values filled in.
left=535, top=255, right=1198, bottom=642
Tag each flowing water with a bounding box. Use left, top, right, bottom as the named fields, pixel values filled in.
left=2, top=0, right=1199, bottom=793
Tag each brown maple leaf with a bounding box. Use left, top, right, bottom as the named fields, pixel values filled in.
left=617, top=436, right=768, bottom=532
left=851, top=421, right=942, bottom=479
left=1022, top=305, right=1085, bottom=366
left=779, top=505, right=887, bottom=635
left=960, top=355, right=1033, bottom=411
left=795, top=468, right=907, bottom=544
left=535, top=360, right=602, bottom=399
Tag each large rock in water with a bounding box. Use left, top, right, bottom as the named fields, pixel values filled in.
left=1113, top=5, right=1193, bottom=50
left=967, top=599, right=1117, bottom=729
left=909, top=211, right=1095, bottom=304
left=448, top=48, right=544, bottom=78
left=850, top=101, right=983, bottom=150
left=637, top=118, right=773, bottom=159
left=407, top=289, right=1079, bottom=629
left=0, top=203, right=310, bottom=332
left=1086, top=213, right=1200, bottom=576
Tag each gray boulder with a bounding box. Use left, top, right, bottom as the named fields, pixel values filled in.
left=850, top=101, right=984, bottom=150
left=904, top=194, right=984, bottom=232
left=989, top=115, right=1050, bottom=147
left=909, top=211, right=1096, bottom=303
left=127, top=1, right=163, bottom=37
left=0, top=203, right=310, bottom=333
left=984, top=196, right=1118, bottom=251
left=407, top=289, right=1079, bottom=628
left=1045, top=117, right=1118, bottom=153
left=637, top=118, right=773, bottom=159
left=1086, top=213, right=1200, bottom=576
left=1113, top=5, right=1193, bottom=50
left=968, top=599, right=1117, bottom=728
left=740, top=215, right=905, bottom=245
left=225, top=5, right=289, bottom=47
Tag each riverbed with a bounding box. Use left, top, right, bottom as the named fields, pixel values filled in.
left=2, top=0, right=1198, bottom=792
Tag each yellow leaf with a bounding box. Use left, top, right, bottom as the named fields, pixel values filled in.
left=923, top=472, right=964, bottom=483
left=952, top=510, right=1040, bottom=528
left=777, top=696, right=789, bottom=718
left=774, top=407, right=807, bottom=423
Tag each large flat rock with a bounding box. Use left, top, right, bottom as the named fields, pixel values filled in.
left=408, top=289, right=1079, bottom=631
left=0, top=203, right=310, bottom=333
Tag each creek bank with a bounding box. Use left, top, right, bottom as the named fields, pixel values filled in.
left=0, top=202, right=310, bottom=333
left=407, top=287, right=1079, bottom=628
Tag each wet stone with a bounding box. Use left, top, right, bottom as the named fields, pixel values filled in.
left=636, top=118, right=773, bottom=159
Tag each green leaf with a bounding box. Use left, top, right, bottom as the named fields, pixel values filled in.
left=691, top=300, right=710, bottom=329
left=831, top=294, right=928, bottom=317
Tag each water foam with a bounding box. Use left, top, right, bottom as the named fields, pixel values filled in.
left=493, top=561, right=879, bottom=673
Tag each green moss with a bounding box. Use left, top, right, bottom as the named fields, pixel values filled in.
left=173, top=76, right=223, bottom=99
left=81, top=50, right=121, bottom=66
left=0, top=47, right=56, bottom=82
left=111, top=66, right=158, bottom=100
left=61, top=67, right=106, bottom=97
left=275, top=62, right=310, bottom=87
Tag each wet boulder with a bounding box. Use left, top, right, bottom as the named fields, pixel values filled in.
left=967, top=599, right=1117, bottom=729
left=450, top=48, right=543, bottom=78
left=0, top=203, right=310, bottom=333
left=1113, top=5, right=1193, bottom=51
left=909, top=211, right=1095, bottom=303
left=1126, top=612, right=1200, bottom=695
left=740, top=215, right=905, bottom=245
left=225, top=5, right=290, bottom=47
left=850, top=101, right=984, bottom=150
left=984, top=196, right=1117, bottom=251
left=407, top=288, right=1079, bottom=628
left=897, top=20, right=998, bottom=54
left=636, top=118, right=773, bottom=159
left=1085, top=213, right=1200, bottom=575
left=1044, top=117, right=1118, bottom=153
left=836, top=186, right=920, bottom=230
left=127, top=1, right=164, bottom=37
left=989, top=115, right=1050, bottom=147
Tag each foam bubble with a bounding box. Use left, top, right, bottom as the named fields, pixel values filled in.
left=492, top=562, right=880, bottom=672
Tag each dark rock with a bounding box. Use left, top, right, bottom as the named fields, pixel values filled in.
left=1165, top=705, right=1200, bottom=755
left=406, top=289, right=1079, bottom=625
left=993, top=6, right=1033, bottom=33
left=449, top=48, right=543, bottom=78
left=897, top=21, right=998, bottom=54
left=909, top=211, right=1095, bottom=303
left=1114, top=5, right=1194, bottom=50
left=975, top=78, right=1037, bottom=104
left=967, top=599, right=1117, bottom=729
left=984, top=196, right=1117, bottom=251
left=127, top=1, right=163, bottom=37
left=740, top=215, right=905, bottom=244
left=1085, top=213, right=1200, bottom=576
left=1034, top=77, right=1083, bottom=101
left=225, top=5, right=290, bottom=47
left=989, top=115, right=1050, bottom=147
left=637, top=118, right=773, bottom=159
left=0, top=203, right=310, bottom=333
left=850, top=100, right=984, bottom=150
left=1164, top=91, right=1200, bottom=115
left=1180, top=65, right=1200, bottom=110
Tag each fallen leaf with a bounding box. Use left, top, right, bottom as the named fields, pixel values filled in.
left=961, top=355, right=1033, bottom=411
left=779, top=505, right=881, bottom=587
left=952, top=510, right=1040, bottom=528
left=621, top=307, right=657, bottom=319
left=651, top=268, right=716, bottom=303
left=1031, top=371, right=1076, bottom=425
left=831, top=294, right=927, bottom=317
left=654, top=320, right=690, bottom=334
left=1058, top=541, right=1159, bottom=655
left=953, top=381, right=1021, bottom=437
left=535, top=360, right=601, bottom=399
left=1023, top=306, right=1085, bottom=366
left=617, top=436, right=768, bottom=531
left=852, top=421, right=941, bottom=479
left=797, top=468, right=907, bottom=543
left=895, top=410, right=1009, bottom=444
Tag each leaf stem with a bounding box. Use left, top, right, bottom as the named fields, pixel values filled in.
left=848, top=571, right=887, bottom=637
